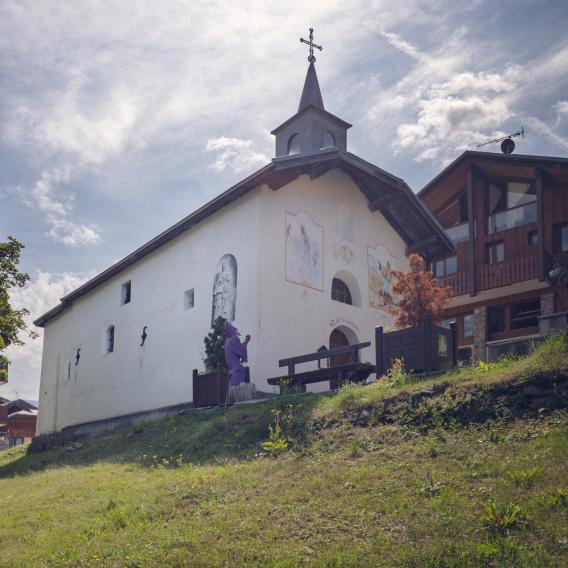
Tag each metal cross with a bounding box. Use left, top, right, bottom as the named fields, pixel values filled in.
left=300, top=28, right=322, bottom=62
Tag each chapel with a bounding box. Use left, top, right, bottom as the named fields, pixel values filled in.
left=33, top=32, right=452, bottom=438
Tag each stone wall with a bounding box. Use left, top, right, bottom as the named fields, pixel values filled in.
left=541, top=292, right=555, bottom=316
left=473, top=305, right=487, bottom=363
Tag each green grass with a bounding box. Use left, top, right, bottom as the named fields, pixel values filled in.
left=1, top=335, right=568, bottom=567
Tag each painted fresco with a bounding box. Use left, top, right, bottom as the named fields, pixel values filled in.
left=367, top=244, right=398, bottom=310
left=285, top=211, right=324, bottom=291
left=211, top=254, right=237, bottom=325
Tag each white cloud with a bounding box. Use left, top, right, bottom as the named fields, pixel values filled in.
left=1, top=270, right=95, bottom=400
left=556, top=101, right=568, bottom=116
left=525, top=116, right=568, bottom=153
left=367, top=23, right=567, bottom=165
left=23, top=169, right=101, bottom=247
left=206, top=137, right=269, bottom=173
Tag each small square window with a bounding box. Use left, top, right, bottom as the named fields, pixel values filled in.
left=184, top=289, right=195, bottom=310
left=528, top=231, right=538, bottom=246
left=121, top=281, right=131, bottom=305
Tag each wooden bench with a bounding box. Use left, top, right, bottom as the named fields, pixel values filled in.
left=267, top=342, right=373, bottom=391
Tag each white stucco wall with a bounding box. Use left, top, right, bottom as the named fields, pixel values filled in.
left=37, top=190, right=263, bottom=435
left=36, top=167, right=409, bottom=435
left=255, top=169, right=408, bottom=393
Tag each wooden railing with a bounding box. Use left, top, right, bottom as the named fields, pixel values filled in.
left=436, top=271, right=469, bottom=297
left=476, top=255, right=537, bottom=291
left=436, top=255, right=538, bottom=297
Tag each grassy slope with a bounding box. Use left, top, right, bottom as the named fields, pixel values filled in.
left=1, top=337, right=568, bottom=567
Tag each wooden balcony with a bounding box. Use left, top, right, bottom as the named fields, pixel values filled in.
left=436, top=271, right=469, bottom=297
left=436, top=254, right=538, bottom=297
left=476, top=255, right=537, bottom=291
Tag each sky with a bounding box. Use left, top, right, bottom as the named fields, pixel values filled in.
left=1, top=0, right=568, bottom=400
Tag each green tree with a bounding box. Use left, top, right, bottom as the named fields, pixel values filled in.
left=203, top=316, right=227, bottom=371
left=0, top=236, right=34, bottom=382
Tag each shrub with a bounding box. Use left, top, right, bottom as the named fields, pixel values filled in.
left=507, top=466, right=543, bottom=488
left=482, top=502, right=525, bottom=534
left=203, top=316, right=227, bottom=371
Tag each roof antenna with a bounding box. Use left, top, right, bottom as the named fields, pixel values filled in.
left=476, top=127, right=525, bottom=155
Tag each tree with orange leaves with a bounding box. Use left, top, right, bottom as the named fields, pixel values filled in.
left=388, top=253, right=451, bottom=328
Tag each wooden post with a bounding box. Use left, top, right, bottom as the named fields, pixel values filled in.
left=536, top=169, right=545, bottom=281
left=467, top=163, right=476, bottom=297
left=287, top=362, right=295, bottom=377
left=423, top=316, right=433, bottom=371
left=449, top=322, right=458, bottom=368
left=192, top=369, right=198, bottom=406
left=350, top=344, right=358, bottom=363
left=375, top=326, right=384, bottom=377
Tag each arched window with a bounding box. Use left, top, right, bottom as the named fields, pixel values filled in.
left=287, top=133, right=301, bottom=155
left=331, top=278, right=352, bottom=305
left=323, top=130, right=336, bottom=148
left=106, top=325, right=115, bottom=353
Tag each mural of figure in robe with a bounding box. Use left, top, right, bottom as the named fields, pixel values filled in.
left=211, top=254, right=237, bottom=326
left=285, top=211, right=323, bottom=290
left=224, top=321, right=251, bottom=386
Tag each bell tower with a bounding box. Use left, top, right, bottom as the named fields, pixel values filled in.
left=271, top=28, right=351, bottom=158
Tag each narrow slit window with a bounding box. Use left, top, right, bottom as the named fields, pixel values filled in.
left=106, top=325, right=115, bottom=353
left=121, top=281, right=132, bottom=305
left=184, top=289, right=195, bottom=310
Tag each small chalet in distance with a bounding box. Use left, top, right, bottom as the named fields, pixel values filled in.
left=419, top=150, right=568, bottom=363
left=0, top=399, right=38, bottom=449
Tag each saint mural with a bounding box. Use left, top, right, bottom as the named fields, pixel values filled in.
left=368, top=244, right=398, bottom=309
left=285, top=211, right=323, bottom=290
left=211, top=254, right=237, bottom=325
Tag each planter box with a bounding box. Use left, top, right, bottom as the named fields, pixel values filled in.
left=376, top=317, right=457, bottom=375
left=192, top=368, right=228, bottom=407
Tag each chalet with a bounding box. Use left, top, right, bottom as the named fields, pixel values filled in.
left=0, top=399, right=38, bottom=448
left=419, top=151, right=568, bottom=363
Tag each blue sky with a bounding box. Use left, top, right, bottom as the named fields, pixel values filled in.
left=1, top=0, right=568, bottom=400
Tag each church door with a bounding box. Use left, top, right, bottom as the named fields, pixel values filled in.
left=329, top=329, right=350, bottom=389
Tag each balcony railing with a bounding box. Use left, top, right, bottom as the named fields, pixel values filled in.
left=436, top=271, right=469, bottom=297
left=436, top=255, right=538, bottom=297
left=487, top=201, right=537, bottom=234
left=445, top=222, right=469, bottom=244
left=476, top=255, right=537, bottom=291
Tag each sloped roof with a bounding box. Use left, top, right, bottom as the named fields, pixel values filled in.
left=0, top=399, right=37, bottom=412
left=419, top=150, right=568, bottom=198
left=34, top=148, right=453, bottom=327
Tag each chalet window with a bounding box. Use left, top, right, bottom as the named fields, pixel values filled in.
left=438, top=194, right=468, bottom=228
left=510, top=299, right=540, bottom=330
left=463, top=314, right=474, bottom=337
left=488, top=306, right=506, bottom=334
left=121, top=281, right=131, bottom=305
left=106, top=325, right=115, bottom=353
left=431, top=256, right=457, bottom=276
left=184, top=289, right=195, bottom=310
left=553, top=223, right=568, bottom=253
left=331, top=278, right=352, bottom=305
left=528, top=230, right=538, bottom=246
left=486, top=241, right=504, bottom=264
left=487, top=298, right=540, bottom=338
left=487, top=180, right=536, bottom=234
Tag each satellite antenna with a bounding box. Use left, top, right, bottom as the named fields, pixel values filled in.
left=476, top=127, right=525, bottom=154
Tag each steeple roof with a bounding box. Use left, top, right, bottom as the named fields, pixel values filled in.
left=298, top=61, right=324, bottom=112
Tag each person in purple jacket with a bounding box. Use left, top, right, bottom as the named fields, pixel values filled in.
left=224, top=321, right=251, bottom=386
